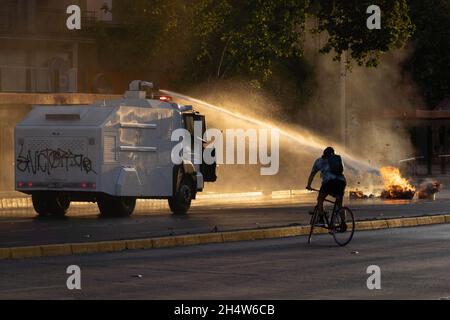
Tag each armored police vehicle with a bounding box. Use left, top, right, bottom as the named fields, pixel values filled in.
left=15, top=81, right=217, bottom=217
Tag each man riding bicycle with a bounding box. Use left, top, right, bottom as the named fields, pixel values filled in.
left=306, top=147, right=347, bottom=229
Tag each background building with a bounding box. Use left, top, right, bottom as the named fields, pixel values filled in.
left=0, top=0, right=113, bottom=93
left=0, top=0, right=116, bottom=192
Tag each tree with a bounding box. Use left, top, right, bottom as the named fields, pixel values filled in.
left=406, top=0, right=450, bottom=107
left=191, top=0, right=307, bottom=83
left=93, top=0, right=309, bottom=87
left=93, top=0, right=416, bottom=90
left=311, top=0, right=414, bottom=67
left=94, top=0, right=191, bottom=72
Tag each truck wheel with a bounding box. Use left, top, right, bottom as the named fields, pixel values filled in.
left=98, top=194, right=136, bottom=217
left=32, top=193, right=70, bottom=217
left=169, top=176, right=194, bottom=215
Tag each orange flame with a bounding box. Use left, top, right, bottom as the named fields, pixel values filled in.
left=380, top=166, right=416, bottom=191
left=380, top=167, right=416, bottom=199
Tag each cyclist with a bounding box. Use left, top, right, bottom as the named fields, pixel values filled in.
left=306, top=147, right=347, bottom=229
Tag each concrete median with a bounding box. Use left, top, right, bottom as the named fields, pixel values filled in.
left=1, top=214, right=450, bottom=260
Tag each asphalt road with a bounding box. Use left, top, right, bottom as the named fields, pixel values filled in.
left=0, top=190, right=450, bottom=247
left=1, top=224, right=450, bottom=299
left=1, top=194, right=450, bottom=247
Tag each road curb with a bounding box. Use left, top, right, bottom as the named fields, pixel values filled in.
left=1, top=214, right=450, bottom=260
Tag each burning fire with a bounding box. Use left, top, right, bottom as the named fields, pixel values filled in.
left=380, top=166, right=416, bottom=199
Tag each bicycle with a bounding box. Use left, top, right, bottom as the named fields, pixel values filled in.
left=307, top=188, right=355, bottom=246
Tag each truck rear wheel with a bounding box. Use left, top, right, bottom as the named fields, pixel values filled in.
left=32, top=193, right=70, bottom=217
left=97, top=194, right=136, bottom=217
left=168, top=176, right=195, bottom=215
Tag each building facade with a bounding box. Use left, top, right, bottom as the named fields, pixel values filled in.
left=0, top=0, right=115, bottom=192
left=0, top=0, right=113, bottom=94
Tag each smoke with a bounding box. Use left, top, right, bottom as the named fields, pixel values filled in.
left=303, top=42, right=423, bottom=170
left=165, top=36, right=423, bottom=194
left=296, top=25, right=425, bottom=193
left=165, top=85, right=377, bottom=194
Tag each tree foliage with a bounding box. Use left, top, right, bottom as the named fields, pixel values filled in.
left=95, top=0, right=417, bottom=83
left=191, top=0, right=307, bottom=82
left=95, top=0, right=193, bottom=71
left=311, top=0, right=414, bottom=67
left=406, top=0, right=450, bottom=107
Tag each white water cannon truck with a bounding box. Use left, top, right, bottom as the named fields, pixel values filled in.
left=15, top=80, right=217, bottom=217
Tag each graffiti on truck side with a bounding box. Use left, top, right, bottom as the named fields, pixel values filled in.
left=16, top=145, right=97, bottom=175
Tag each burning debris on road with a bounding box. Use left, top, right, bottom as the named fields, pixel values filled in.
left=349, top=167, right=443, bottom=201
left=380, top=166, right=416, bottom=199
left=349, top=190, right=375, bottom=200
left=380, top=186, right=415, bottom=200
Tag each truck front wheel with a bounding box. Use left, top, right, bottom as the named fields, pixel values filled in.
left=98, top=194, right=136, bottom=217
left=168, top=176, right=195, bottom=215
left=32, top=193, right=70, bottom=218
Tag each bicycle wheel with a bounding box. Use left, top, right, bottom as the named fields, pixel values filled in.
left=308, top=207, right=318, bottom=244
left=330, top=207, right=355, bottom=246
